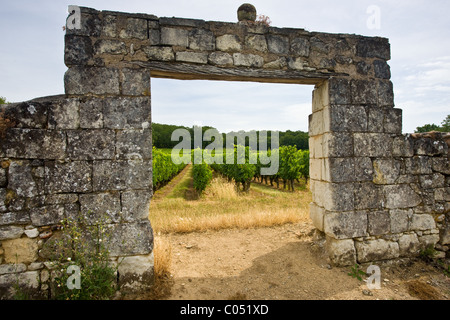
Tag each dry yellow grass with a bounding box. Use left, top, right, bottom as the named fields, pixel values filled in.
left=149, top=176, right=312, bottom=234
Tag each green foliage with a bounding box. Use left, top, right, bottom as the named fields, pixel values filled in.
left=152, top=146, right=187, bottom=190
left=0, top=96, right=7, bottom=104
left=49, top=215, right=118, bottom=300
left=348, top=264, right=366, bottom=281
left=415, top=114, right=450, bottom=133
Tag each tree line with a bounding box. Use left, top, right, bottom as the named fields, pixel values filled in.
left=152, top=123, right=309, bottom=150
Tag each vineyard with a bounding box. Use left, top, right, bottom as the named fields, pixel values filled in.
left=152, top=145, right=309, bottom=194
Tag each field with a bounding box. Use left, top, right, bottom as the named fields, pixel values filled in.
left=131, top=164, right=450, bottom=301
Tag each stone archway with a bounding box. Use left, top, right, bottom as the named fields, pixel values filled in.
left=0, top=4, right=448, bottom=298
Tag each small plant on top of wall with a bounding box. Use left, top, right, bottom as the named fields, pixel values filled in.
left=255, top=14, right=271, bottom=26
left=47, top=214, right=119, bottom=300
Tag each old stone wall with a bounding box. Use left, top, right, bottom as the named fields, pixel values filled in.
left=0, top=5, right=448, bottom=298
left=0, top=95, right=154, bottom=298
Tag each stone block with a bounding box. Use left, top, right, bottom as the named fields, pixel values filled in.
left=233, top=53, right=264, bottom=68
left=368, top=210, right=390, bottom=235
left=351, top=80, right=378, bottom=105
left=67, top=130, right=115, bottom=160
left=30, top=205, right=64, bottom=226
left=312, top=81, right=329, bottom=112
left=118, top=253, right=154, bottom=292
left=309, top=135, right=323, bottom=159
left=80, top=99, right=103, bottom=129
left=309, top=159, right=322, bottom=180
left=0, top=211, right=31, bottom=226
left=216, top=34, right=242, bottom=51
left=121, top=68, right=150, bottom=96
left=393, top=135, right=414, bottom=157
left=64, top=35, right=93, bottom=66
left=264, top=58, right=287, bottom=69
left=356, top=37, right=390, bottom=60
left=309, top=202, right=325, bottom=231
left=103, top=97, right=151, bottom=130
left=373, top=60, right=391, bottom=79
left=355, top=239, right=399, bottom=263
left=325, top=158, right=355, bottom=183
left=92, top=160, right=151, bottom=191
left=329, top=105, right=367, bottom=132
left=389, top=209, right=412, bottom=234
left=245, top=35, right=267, bottom=52
left=64, top=67, right=120, bottom=95
left=208, top=52, right=233, bottom=66
left=324, top=211, right=367, bottom=239
left=290, top=37, right=310, bottom=57
left=267, top=35, right=289, bottom=54
left=102, top=14, right=117, bottom=37
left=377, top=80, right=395, bottom=107
left=4, top=129, right=66, bottom=160
left=8, top=161, right=39, bottom=197
left=108, top=220, right=153, bottom=256
left=161, top=27, right=189, bottom=46
left=119, top=18, right=148, bottom=40
left=45, top=161, right=92, bottom=193
left=418, top=234, right=440, bottom=250
left=405, top=156, right=432, bottom=175
left=287, top=57, right=307, bottom=70
left=373, top=159, right=401, bottom=184
left=48, top=99, right=80, bottom=130
left=419, top=173, right=445, bottom=189
left=0, top=226, right=23, bottom=240
left=0, top=264, right=27, bottom=275
left=410, top=214, right=436, bottom=231
left=116, top=129, right=152, bottom=160
left=308, top=110, right=325, bottom=137
left=354, top=182, right=383, bottom=210
left=176, top=52, right=208, bottom=64
left=398, top=233, right=420, bottom=256
left=79, top=192, right=121, bottom=224
left=328, top=78, right=351, bottom=105
left=326, top=237, right=356, bottom=266
left=354, top=157, right=374, bottom=182
left=93, top=39, right=127, bottom=55
left=143, top=46, right=174, bottom=61
left=189, top=29, right=215, bottom=51
left=1, top=101, right=48, bottom=129
left=310, top=37, right=329, bottom=54
left=384, top=108, right=402, bottom=134
left=322, top=132, right=353, bottom=157
left=414, top=137, right=448, bottom=156
left=354, top=133, right=393, bottom=157
left=432, top=158, right=450, bottom=175
left=2, top=237, right=38, bottom=264
left=366, top=106, right=384, bottom=133
left=121, top=190, right=152, bottom=222
left=384, top=184, right=421, bottom=209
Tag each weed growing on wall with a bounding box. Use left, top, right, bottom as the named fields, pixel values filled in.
left=48, top=215, right=118, bottom=300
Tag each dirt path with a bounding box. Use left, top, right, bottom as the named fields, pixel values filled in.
left=152, top=164, right=193, bottom=201
left=159, top=222, right=450, bottom=300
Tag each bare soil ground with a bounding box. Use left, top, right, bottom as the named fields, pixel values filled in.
left=156, top=222, right=449, bottom=300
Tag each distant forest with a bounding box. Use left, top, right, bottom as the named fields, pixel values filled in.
left=152, top=123, right=309, bottom=150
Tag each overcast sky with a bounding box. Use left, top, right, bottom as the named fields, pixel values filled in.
left=1, top=0, right=449, bottom=133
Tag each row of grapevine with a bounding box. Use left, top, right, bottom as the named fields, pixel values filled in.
left=192, top=148, right=213, bottom=193
left=255, top=146, right=309, bottom=191
left=210, top=145, right=309, bottom=192
left=152, top=147, right=187, bottom=191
